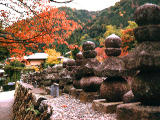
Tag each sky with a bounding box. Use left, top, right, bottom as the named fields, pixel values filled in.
left=0, top=0, right=120, bottom=26
left=52, top=0, right=120, bottom=11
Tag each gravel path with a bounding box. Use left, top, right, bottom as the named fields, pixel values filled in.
left=0, top=90, right=117, bottom=120
left=0, top=90, right=15, bottom=120
left=49, top=94, right=117, bottom=120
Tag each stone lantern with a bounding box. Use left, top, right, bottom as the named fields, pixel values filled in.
left=75, top=52, right=83, bottom=66
left=125, top=3, right=160, bottom=106
left=117, top=3, right=160, bottom=120
left=72, top=41, right=103, bottom=92
left=72, top=52, right=84, bottom=89
left=98, top=34, right=129, bottom=102
left=59, top=59, right=75, bottom=93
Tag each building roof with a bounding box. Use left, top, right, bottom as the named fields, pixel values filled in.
left=0, top=69, right=5, bottom=73
left=26, top=53, right=48, bottom=60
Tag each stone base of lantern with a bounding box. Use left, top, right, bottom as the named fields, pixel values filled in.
left=43, top=86, right=51, bottom=94
left=69, top=87, right=99, bottom=103
left=116, top=102, right=160, bottom=120
left=92, top=99, right=123, bottom=113
left=63, top=84, right=73, bottom=94
left=79, top=91, right=99, bottom=103
left=69, top=87, right=83, bottom=99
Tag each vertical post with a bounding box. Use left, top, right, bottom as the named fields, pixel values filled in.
left=50, top=83, right=59, bottom=97
left=33, top=81, right=37, bottom=88
left=50, top=84, right=55, bottom=97
left=54, top=83, right=59, bottom=97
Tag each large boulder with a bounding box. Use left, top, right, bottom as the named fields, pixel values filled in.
left=124, top=42, right=160, bottom=71
left=132, top=72, right=160, bottom=106
left=100, top=77, right=129, bottom=102
left=105, top=48, right=121, bottom=57
left=73, top=80, right=81, bottom=89
left=134, top=25, right=160, bottom=42
left=80, top=76, right=103, bottom=92
left=96, top=57, right=127, bottom=77
left=73, top=58, right=100, bottom=79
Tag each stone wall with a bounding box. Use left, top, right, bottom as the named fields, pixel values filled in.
left=21, top=64, right=73, bottom=94
left=13, top=82, right=52, bottom=120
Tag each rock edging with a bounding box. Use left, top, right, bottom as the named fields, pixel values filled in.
left=13, top=82, right=52, bottom=120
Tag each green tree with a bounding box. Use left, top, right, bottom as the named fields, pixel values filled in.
left=126, top=21, right=138, bottom=29
left=0, top=21, right=10, bottom=62
left=104, top=25, right=122, bottom=38
left=0, top=46, right=9, bottom=62
left=121, top=21, right=138, bottom=52
left=99, top=25, right=122, bottom=46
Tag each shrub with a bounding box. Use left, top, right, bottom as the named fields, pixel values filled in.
left=45, top=49, right=62, bottom=65
left=4, top=60, right=25, bottom=82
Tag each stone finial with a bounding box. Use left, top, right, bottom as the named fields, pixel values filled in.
left=105, top=34, right=122, bottom=48
left=76, top=52, right=83, bottom=59
left=75, top=52, right=84, bottom=66
left=82, top=41, right=97, bottom=58
left=65, top=59, right=76, bottom=71
left=134, top=3, right=160, bottom=26
left=105, top=34, right=122, bottom=57
left=82, top=41, right=96, bottom=51
left=96, top=34, right=129, bottom=102
left=134, top=4, right=160, bottom=43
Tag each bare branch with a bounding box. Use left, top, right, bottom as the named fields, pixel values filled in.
left=18, top=1, right=37, bottom=15
left=0, top=3, right=23, bottom=14
left=0, top=29, right=48, bottom=44
left=0, top=40, right=36, bottom=44
left=50, top=0, right=74, bottom=3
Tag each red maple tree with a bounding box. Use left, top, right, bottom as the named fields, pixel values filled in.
left=0, top=0, right=80, bottom=58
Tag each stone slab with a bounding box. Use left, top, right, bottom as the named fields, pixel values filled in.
left=69, top=87, right=83, bottom=99
left=63, top=84, right=73, bottom=94
left=117, top=102, right=160, bottom=120
left=69, top=88, right=99, bottom=103
left=92, top=99, right=123, bottom=113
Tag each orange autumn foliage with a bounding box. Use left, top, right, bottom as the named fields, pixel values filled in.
left=1, top=7, right=81, bottom=57
left=95, top=47, right=107, bottom=62
left=121, top=28, right=136, bottom=56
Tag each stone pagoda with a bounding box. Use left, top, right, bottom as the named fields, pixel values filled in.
left=72, top=41, right=103, bottom=92
left=98, top=34, right=129, bottom=102
left=117, top=3, right=160, bottom=120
